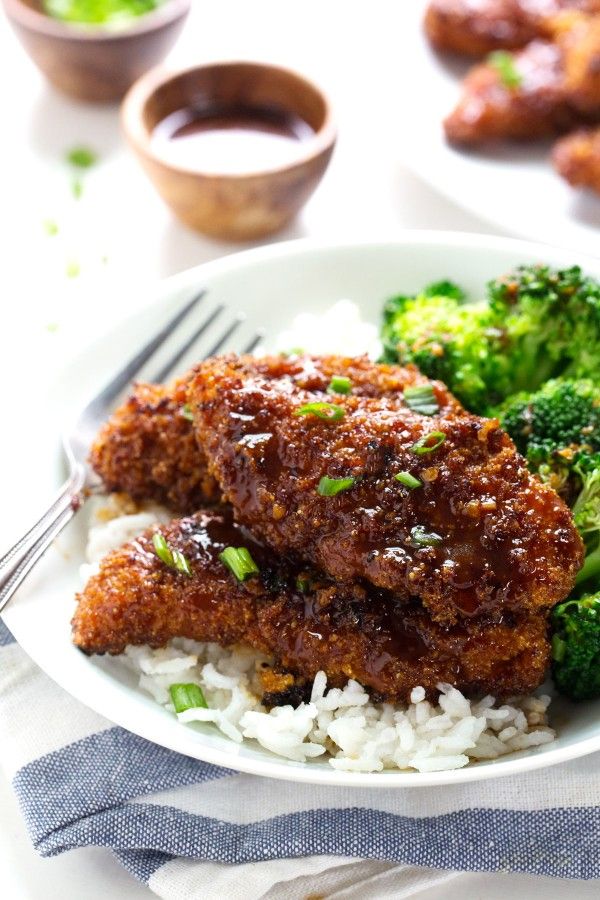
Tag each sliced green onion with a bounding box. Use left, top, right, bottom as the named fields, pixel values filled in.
left=411, top=431, right=446, bottom=455
left=395, top=471, right=422, bottom=489
left=488, top=51, right=522, bottom=89
left=219, top=546, right=260, bottom=581
left=404, top=385, right=439, bottom=416
left=152, top=531, right=193, bottom=577
left=295, top=401, right=345, bottom=421
left=410, top=525, right=443, bottom=547
left=181, top=404, right=194, bottom=422
left=296, top=576, right=310, bottom=593
left=71, top=176, right=83, bottom=200
left=327, top=375, right=352, bottom=395
left=169, top=683, right=207, bottom=713
left=66, top=146, right=97, bottom=169
left=318, top=475, right=356, bottom=496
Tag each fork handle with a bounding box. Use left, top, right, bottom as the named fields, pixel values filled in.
left=0, top=471, right=85, bottom=616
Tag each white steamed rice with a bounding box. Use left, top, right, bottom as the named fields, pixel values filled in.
left=80, top=301, right=557, bottom=773
left=82, top=494, right=556, bottom=774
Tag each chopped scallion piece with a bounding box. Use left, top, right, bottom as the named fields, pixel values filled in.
left=66, top=146, right=98, bottom=169
left=295, top=402, right=344, bottom=421
left=488, top=51, right=522, bottom=89
left=394, top=471, right=422, bottom=489
left=411, top=431, right=446, bottom=455
left=410, top=525, right=443, bottom=547
left=152, top=531, right=193, bottom=576
left=219, top=546, right=260, bottom=581
left=404, top=384, right=439, bottom=416
left=169, top=683, right=207, bottom=713
left=43, top=219, right=59, bottom=236
left=327, top=375, right=352, bottom=395
left=71, top=176, right=83, bottom=200
left=181, top=404, right=194, bottom=422
left=296, top=576, right=310, bottom=593
left=318, top=475, right=355, bottom=496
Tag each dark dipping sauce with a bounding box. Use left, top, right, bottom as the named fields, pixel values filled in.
left=151, top=104, right=315, bottom=173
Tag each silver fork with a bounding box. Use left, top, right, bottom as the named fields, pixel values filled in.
left=0, top=290, right=263, bottom=615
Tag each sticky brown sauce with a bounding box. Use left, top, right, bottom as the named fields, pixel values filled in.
left=151, top=104, right=315, bottom=173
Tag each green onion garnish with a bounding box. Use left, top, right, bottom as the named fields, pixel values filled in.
left=71, top=177, right=83, bottom=200
left=219, top=546, right=260, bottom=581
left=327, top=375, right=352, bottom=395
left=318, top=475, right=356, bottom=496
left=488, top=51, right=522, bottom=89
left=411, top=431, right=446, bottom=455
left=169, top=683, right=207, bottom=713
left=296, top=576, right=310, bottom=592
left=410, top=525, right=443, bottom=547
left=43, top=219, right=59, bottom=236
left=181, top=404, right=194, bottom=422
left=66, top=146, right=98, bottom=169
left=295, top=402, right=344, bottom=421
left=395, top=472, right=422, bottom=489
left=152, top=531, right=193, bottom=577
left=404, top=385, right=439, bottom=416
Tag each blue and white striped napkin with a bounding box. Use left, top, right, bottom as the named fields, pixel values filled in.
left=1, top=617, right=599, bottom=899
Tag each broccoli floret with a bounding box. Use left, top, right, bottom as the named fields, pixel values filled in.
left=381, top=281, right=509, bottom=413
left=499, top=379, right=600, bottom=475
left=499, top=379, right=600, bottom=590
left=551, top=592, right=600, bottom=701
left=381, top=265, right=600, bottom=414
left=488, top=264, right=600, bottom=388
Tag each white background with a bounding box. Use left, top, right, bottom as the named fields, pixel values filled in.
left=0, top=1, right=598, bottom=897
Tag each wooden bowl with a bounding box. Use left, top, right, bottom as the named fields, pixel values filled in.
left=2, top=0, right=191, bottom=103
left=121, top=61, right=337, bottom=241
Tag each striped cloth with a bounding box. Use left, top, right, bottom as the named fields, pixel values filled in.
left=1, top=619, right=599, bottom=899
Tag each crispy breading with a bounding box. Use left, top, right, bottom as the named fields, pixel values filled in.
left=444, top=40, right=579, bottom=143
left=89, top=378, right=220, bottom=513
left=425, top=0, right=600, bottom=57
left=553, top=125, right=600, bottom=187
left=72, top=510, right=551, bottom=701
left=189, top=354, right=583, bottom=626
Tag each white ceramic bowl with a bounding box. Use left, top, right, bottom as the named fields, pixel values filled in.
left=3, top=232, right=600, bottom=787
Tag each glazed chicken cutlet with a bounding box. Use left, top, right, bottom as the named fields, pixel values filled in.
left=189, top=354, right=583, bottom=626
left=90, top=377, right=219, bottom=513
left=444, top=39, right=578, bottom=143
left=425, top=0, right=600, bottom=57
left=90, top=355, right=460, bottom=513
left=72, top=509, right=551, bottom=701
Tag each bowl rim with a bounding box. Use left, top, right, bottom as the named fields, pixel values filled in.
left=121, top=59, right=338, bottom=181
left=1, top=0, right=191, bottom=42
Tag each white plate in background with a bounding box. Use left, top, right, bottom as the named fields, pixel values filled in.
left=396, top=2, right=600, bottom=254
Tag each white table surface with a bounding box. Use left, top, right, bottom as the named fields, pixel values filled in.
left=0, top=1, right=597, bottom=897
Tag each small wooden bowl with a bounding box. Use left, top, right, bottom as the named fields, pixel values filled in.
left=121, top=61, right=337, bottom=241
left=2, top=0, right=191, bottom=103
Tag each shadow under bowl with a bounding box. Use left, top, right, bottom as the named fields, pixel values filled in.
left=2, top=0, right=191, bottom=104
left=121, top=61, right=337, bottom=241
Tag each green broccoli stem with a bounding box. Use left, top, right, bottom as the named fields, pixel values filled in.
left=576, top=544, right=600, bottom=586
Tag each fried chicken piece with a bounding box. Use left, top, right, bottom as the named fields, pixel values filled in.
left=189, top=354, right=583, bottom=626
left=425, top=0, right=600, bottom=57
left=72, top=510, right=551, bottom=700
left=89, top=378, right=220, bottom=513
left=553, top=125, right=600, bottom=187
left=444, top=39, right=579, bottom=143
left=89, top=357, right=447, bottom=513
left=550, top=11, right=600, bottom=115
